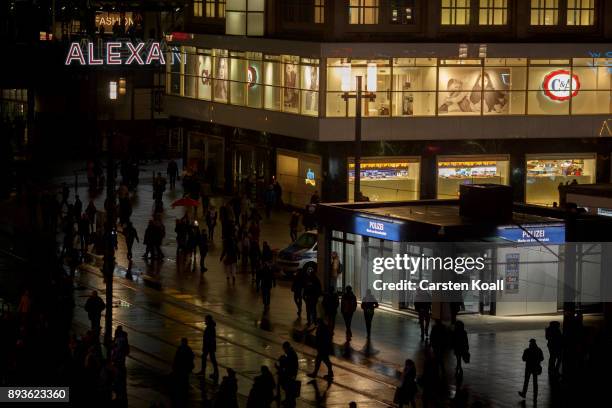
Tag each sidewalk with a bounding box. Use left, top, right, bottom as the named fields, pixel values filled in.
left=67, top=161, right=581, bottom=407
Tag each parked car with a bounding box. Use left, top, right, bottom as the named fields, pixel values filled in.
left=276, top=230, right=318, bottom=276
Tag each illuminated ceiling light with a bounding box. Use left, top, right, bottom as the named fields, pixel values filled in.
left=479, top=44, right=488, bottom=59
left=109, top=81, right=117, bottom=100
left=459, top=44, right=468, bottom=59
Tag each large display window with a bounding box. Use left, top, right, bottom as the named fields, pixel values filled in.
left=348, top=157, right=420, bottom=202
left=526, top=154, right=596, bottom=206
left=276, top=150, right=322, bottom=208
left=197, top=49, right=212, bottom=101
left=437, top=155, right=510, bottom=199
left=392, top=58, right=436, bottom=117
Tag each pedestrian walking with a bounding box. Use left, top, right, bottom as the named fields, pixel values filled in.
left=122, top=221, right=139, bottom=260
left=249, top=239, right=262, bottom=283
left=84, top=290, right=105, bottom=333
left=78, top=213, right=90, bottom=254
left=153, top=219, right=165, bottom=259
left=247, top=366, right=276, bottom=408
left=259, top=262, right=276, bottom=310
left=198, top=228, right=209, bottom=273
left=361, top=289, right=379, bottom=340
left=86, top=200, right=97, bottom=234
left=340, top=286, right=357, bottom=342
left=307, top=319, right=334, bottom=381
left=289, top=211, right=299, bottom=242
left=518, top=339, right=544, bottom=402
left=73, top=195, right=83, bottom=219
left=220, top=237, right=239, bottom=285
left=545, top=321, right=562, bottom=375
left=291, top=269, right=305, bottom=317
left=303, top=270, right=322, bottom=326
left=206, top=206, right=217, bottom=241
left=394, top=359, right=417, bottom=408
left=452, top=320, right=470, bottom=377
left=322, top=288, right=339, bottom=333
left=111, top=325, right=130, bottom=368
left=167, top=159, right=179, bottom=189
left=414, top=289, right=432, bottom=341
left=215, top=368, right=239, bottom=408
left=420, top=349, right=439, bottom=408
left=277, top=342, right=299, bottom=408
left=143, top=220, right=154, bottom=259
left=429, top=319, right=447, bottom=371
left=173, top=338, right=195, bottom=401
left=197, top=315, right=219, bottom=381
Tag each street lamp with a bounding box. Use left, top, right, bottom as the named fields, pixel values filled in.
left=342, top=63, right=377, bottom=202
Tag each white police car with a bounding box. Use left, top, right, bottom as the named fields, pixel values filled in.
left=276, top=230, right=318, bottom=276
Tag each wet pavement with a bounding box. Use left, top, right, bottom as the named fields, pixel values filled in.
left=54, top=161, right=597, bottom=407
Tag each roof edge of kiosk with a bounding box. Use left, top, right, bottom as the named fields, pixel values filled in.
left=318, top=198, right=567, bottom=243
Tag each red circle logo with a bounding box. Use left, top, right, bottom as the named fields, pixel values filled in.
left=543, top=69, right=580, bottom=101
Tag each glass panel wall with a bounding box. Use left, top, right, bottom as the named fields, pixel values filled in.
left=348, top=157, right=420, bottom=202
left=437, top=155, right=510, bottom=199
left=525, top=154, right=596, bottom=206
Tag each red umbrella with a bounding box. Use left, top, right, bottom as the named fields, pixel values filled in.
left=171, top=197, right=200, bottom=208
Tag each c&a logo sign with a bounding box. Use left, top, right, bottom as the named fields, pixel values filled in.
left=543, top=69, right=580, bottom=102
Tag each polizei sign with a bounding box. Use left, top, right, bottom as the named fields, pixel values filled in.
left=65, top=41, right=169, bottom=65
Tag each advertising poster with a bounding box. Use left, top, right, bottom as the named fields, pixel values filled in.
left=505, top=253, right=520, bottom=293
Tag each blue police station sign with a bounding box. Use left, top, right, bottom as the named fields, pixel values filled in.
left=496, top=224, right=565, bottom=245
left=355, top=216, right=401, bottom=241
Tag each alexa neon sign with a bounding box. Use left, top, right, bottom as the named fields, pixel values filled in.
left=65, top=41, right=166, bottom=65
left=543, top=69, right=581, bottom=101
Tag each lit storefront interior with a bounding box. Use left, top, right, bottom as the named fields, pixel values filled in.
left=276, top=149, right=321, bottom=208
left=437, top=155, right=509, bottom=199
left=525, top=154, right=596, bottom=206
left=167, top=47, right=319, bottom=116
left=348, top=157, right=420, bottom=202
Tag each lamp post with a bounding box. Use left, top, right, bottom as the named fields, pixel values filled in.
left=342, top=67, right=376, bottom=202
left=103, top=81, right=118, bottom=356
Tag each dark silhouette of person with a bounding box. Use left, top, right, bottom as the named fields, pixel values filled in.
left=198, top=227, right=209, bottom=272
left=451, top=320, right=469, bottom=377
left=420, top=348, right=439, bottom=408
left=84, top=290, right=105, bottom=332
left=545, top=321, right=563, bottom=374
left=340, top=285, right=357, bottom=342
left=277, top=342, right=299, bottom=407
left=122, top=221, right=139, bottom=260
left=303, top=270, right=322, bottom=326
left=289, top=211, right=299, bottom=242
left=322, top=288, right=339, bottom=332
left=414, top=289, right=432, bottom=341
left=518, top=338, right=544, bottom=402
left=259, top=262, right=276, bottom=310
left=247, top=366, right=276, bottom=408
left=291, top=269, right=305, bottom=317
left=429, top=319, right=447, bottom=371
left=395, top=359, right=417, bottom=408
left=197, top=315, right=219, bottom=381
left=307, top=318, right=334, bottom=381
left=361, top=290, right=379, bottom=339
left=173, top=337, right=195, bottom=400
left=215, top=368, right=239, bottom=408
left=167, top=159, right=179, bottom=189
left=74, top=195, right=83, bottom=219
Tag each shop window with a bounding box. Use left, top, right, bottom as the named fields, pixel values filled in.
left=349, top=0, right=379, bottom=24
left=230, top=52, right=247, bottom=106
left=479, top=0, right=508, bottom=25
left=277, top=150, right=322, bottom=207
left=226, top=0, right=264, bottom=36
left=392, top=58, right=437, bottom=116
left=167, top=50, right=182, bottom=96
left=247, top=52, right=263, bottom=109
left=194, top=0, right=203, bottom=17
left=206, top=0, right=226, bottom=18
left=315, top=0, right=325, bottom=23
left=213, top=49, right=229, bottom=103
left=526, top=155, right=596, bottom=206
left=390, top=0, right=415, bottom=24
left=441, top=0, right=471, bottom=25
left=264, top=55, right=281, bottom=111
left=282, top=55, right=300, bottom=114
left=527, top=64, right=572, bottom=115
left=348, top=158, right=420, bottom=202
left=567, top=0, right=595, bottom=26
left=301, top=59, right=319, bottom=116
left=530, top=0, right=559, bottom=26
left=483, top=58, right=527, bottom=115
left=437, top=65, right=483, bottom=115
left=571, top=59, right=612, bottom=114
left=197, top=50, right=213, bottom=101
left=437, top=156, right=510, bottom=199
left=326, top=58, right=390, bottom=117
left=182, top=46, right=198, bottom=99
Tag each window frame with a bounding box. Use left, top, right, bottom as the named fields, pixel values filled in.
left=566, top=0, right=596, bottom=26
left=440, top=0, right=472, bottom=26
left=348, top=0, right=380, bottom=25
left=478, top=0, right=509, bottom=26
